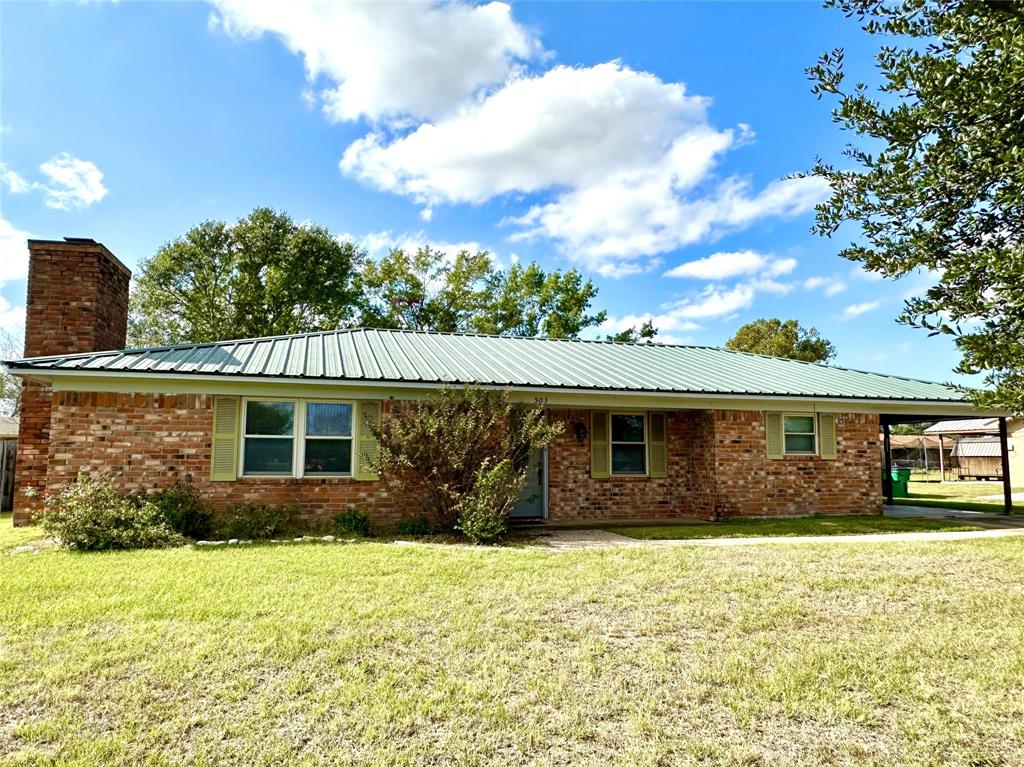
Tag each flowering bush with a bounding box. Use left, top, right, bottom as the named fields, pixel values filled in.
left=376, top=386, right=560, bottom=541
left=41, top=475, right=183, bottom=551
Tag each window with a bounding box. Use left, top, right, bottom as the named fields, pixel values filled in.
left=243, top=400, right=295, bottom=475
left=611, top=413, right=646, bottom=475
left=783, top=414, right=817, bottom=455
left=241, top=398, right=355, bottom=477
left=303, top=402, right=353, bottom=475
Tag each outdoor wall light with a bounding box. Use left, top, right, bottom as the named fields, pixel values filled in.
left=574, top=421, right=588, bottom=441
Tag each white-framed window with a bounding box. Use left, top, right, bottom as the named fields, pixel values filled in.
left=783, top=413, right=817, bottom=455
left=240, top=398, right=354, bottom=478
left=610, top=412, right=647, bottom=475
left=302, top=401, right=354, bottom=476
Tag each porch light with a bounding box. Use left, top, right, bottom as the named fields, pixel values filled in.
left=574, top=421, right=588, bottom=441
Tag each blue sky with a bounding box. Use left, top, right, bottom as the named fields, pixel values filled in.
left=0, top=1, right=970, bottom=383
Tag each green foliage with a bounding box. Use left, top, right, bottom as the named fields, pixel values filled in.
left=395, top=516, right=431, bottom=536
left=375, top=386, right=562, bottom=535
left=359, top=246, right=607, bottom=338
left=332, top=509, right=372, bottom=537
left=454, top=458, right=521, bottom=543
left=0, top=328, right=23, bottom=417
left=606, top=319, right=658, bottom=344
left=40, top=475, right=183, bottom=551
left=129, top=208, right=363, bottom=346
left=725, top=318, right=836, bottom=363
left=807, top=0, right=1024, bottom=412
left=145, top=483, right=213, bottom=539
left=890, top=422, right=935, bottom=436
left=212, top=504, right=302, bottom=540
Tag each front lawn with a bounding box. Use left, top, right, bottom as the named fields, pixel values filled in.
left=3, top=517, right=1024, bottom=765
left=608, top=514, right=983, bottom=540
left=896, top=479, right=1024, bottom=514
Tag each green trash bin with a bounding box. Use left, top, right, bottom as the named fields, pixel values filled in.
left=890, top=468, right=911, bottom=498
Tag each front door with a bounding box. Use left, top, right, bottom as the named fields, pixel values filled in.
left=509, top=449, right=545, bottom=519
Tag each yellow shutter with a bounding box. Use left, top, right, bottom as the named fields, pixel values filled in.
left=648, top=412, right=667, bottom=478
left=591, top=410, right=610, bottom=479
left=210, top=395, right=240, bottom=481
left=355, top=400, right=382, bottom=480
left=765, top=412, right=784, bottom=460
left=818, top=413, right=838, bottom=460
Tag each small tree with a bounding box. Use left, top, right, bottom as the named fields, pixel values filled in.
left=375, top=387, right=561, bottom=541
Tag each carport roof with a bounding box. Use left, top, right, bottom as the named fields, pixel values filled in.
left=5, top=327, right=972, bottom=404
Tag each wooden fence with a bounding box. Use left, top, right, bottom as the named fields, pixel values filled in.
left=0, top=440, right=15, bottom=512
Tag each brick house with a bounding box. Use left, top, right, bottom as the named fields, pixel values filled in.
left=5, top=238, right=994, bottom=527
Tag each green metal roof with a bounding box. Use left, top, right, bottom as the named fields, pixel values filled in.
left=6, top=327, right=968, bottom=402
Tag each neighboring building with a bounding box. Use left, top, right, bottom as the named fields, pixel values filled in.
left=887, top=433, right=947, bottom=470
left=924, top=418, right=1024, bottom=484
left=5, top=239, right=996, bottom=528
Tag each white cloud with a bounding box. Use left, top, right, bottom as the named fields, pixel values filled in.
left=664, top=283, right=758, bottom=320
left=599, top=312, right=702, bottom=337
left=508, top=172, right=827, bottom=276
left=210, top=4, right=828, bottom=276
left=339, top=229, right=487, bottom=262
left=341, top=59, right=827, bottom=276
left=842, top=299, right=882, bottom=319
left=0, top=217, right=30, bottom=285
left=665, top=250, right=795, bottom=280
left=0, top=217, right=29, bottom=336
left=0, top=164, right=31, bottom=194
left=209, top=0, right=543, bottom=123
left=0, top=296, right=25, bottom=336
left=804, top=276, right=847, bottom=296
left=38, top=153, right=108, bottom=210
left=342, top=63, right=726, bottom=205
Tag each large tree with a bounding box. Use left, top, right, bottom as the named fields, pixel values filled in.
left=358, top=246, right=613, bottom=339
left=726, top=318, right=837, bottom=363
left=129, top=208, right=363, bottom=346
left=806, top=0, right=1024, bottom=411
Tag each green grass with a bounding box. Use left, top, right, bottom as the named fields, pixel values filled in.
left=897, top=479, right=1024, bottom=514
left=4, top=517, right=1024, bottom=765
left=607, top=514, right=984, bottom=540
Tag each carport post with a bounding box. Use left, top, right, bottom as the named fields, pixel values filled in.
left=882, top=423, right=894, bottom=505
left=999, top=417, right=1012, bottom=515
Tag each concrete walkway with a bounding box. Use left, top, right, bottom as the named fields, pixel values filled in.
left=883, top=504, right=1024, bottom=528
left=527, top=507, right=1024, bottom=551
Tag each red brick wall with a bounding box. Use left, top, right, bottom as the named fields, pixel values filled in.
left=547, top=409, right=711, bottom=523
left=14, top=240, right=131, bottom=524
left=710, top=410, right=882, bottom=518
left=546, top=408, right=881, bottom=522
left=46, top=392, right=416, bottom=527
left=34, top=393, right=884, bottom=529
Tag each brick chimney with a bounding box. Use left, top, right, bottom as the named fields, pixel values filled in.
left=13, top=238, right=131, bottom=523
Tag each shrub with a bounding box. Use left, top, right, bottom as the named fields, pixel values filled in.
left=454, top=458, right=522, bottom=543
left=146, top=484, right=212, bottom=539
left=213, top=504, right=301, bottom=540
left=395, top=516, right=431, bottom=536
left=332, top=509, right=372, bottom=537
left=376, top=386, right=561, bottom=536
left=41, top=475, right=183, bottom=551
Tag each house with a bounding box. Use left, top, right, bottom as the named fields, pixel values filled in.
left=4, top=239, right=999, bottom=527
left=924, top=418, right=1024, bottom=483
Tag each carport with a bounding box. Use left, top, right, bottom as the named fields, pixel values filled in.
left=880, top=415, right=1014, bottom=514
